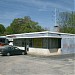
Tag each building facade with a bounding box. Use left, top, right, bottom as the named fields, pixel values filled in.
left=6, top=31, right=75, bottom=55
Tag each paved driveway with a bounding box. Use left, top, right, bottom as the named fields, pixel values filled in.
left=0, top=54, right=75, bottom=75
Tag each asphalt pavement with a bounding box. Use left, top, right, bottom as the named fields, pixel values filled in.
left=0, top=54, right=75, bottom=75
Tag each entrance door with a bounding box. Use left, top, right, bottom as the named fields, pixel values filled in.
left=23, top=39, right=29, bottom=54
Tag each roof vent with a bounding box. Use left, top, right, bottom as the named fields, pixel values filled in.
left=54, top=26, right=59, bottom=32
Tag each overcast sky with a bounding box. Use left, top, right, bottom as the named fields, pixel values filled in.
left=0, top=0, right=74, bottom=30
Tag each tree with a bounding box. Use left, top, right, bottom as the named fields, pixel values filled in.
left=57, top=11, right=75, bottom=34
left=5, top=26, right=13, bottom=34
left=0, top=24, right=5, bottom=35
left=6, top=16, right=45, bottom=34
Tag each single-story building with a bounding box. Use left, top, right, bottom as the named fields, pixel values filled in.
left=6, top=31, right=75, bottom=55
left=0, top=36, right=8, bottom=46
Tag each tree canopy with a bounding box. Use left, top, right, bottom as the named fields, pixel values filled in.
left=0, top=24, right=5, bottom=35
left=58, top=11, right=75, bottom=34
left=6, top=16, right=45, bottom=34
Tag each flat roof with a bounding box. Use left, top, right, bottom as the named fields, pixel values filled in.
left=6, top=31, right=75, bottom=39
left=0, top=36, right=6, bottom=38
left=6, top=31, right=75, bottom=36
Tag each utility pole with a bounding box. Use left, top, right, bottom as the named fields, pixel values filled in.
left=55, top=8, right=57, bottom=26
left=54, top=8, right=59, bottom=32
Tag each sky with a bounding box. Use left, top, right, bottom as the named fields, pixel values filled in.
left=0, top=0, right=74, bottom=30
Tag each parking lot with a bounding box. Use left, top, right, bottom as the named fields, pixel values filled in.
left=0, top=54, right=75, bottom=75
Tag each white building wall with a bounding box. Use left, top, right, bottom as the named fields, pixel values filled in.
left=28, top=47, right=61, bottom=56
left=61, top=35, right=75, bottom=54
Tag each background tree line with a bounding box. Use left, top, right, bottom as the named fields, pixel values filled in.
left=58, top=11, right=75, bottom=34
left=0, top=16, right=45, bottom=35
left=0, top=12, right=75, bottom=36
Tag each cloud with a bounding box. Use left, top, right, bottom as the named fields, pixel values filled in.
left=0, top=11, right=21, bottom=26
left=15, top=0, right=74, bottom=11
left=0, top=12, right=19, bottom=20
left=5, top=0, right=73, bottom=11
left=0, top=0, right=74, bottom=27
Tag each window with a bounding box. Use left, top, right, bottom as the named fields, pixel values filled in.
left=0, top=38, right=5, bottom=43
left=48, top=38, right=61, bottom=49
left=14, top=39, right=22, bottom=46
left=33, top=38, right=43, bottom=48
